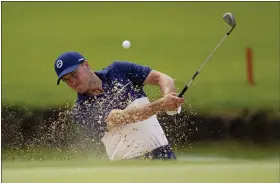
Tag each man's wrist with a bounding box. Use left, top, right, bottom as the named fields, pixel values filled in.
left=152, top=98, right=165, bottom=113
left=163, top=87, right=176, bottom=96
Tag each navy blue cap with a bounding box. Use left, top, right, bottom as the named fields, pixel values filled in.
left=54, top=52, right=85, bottom=85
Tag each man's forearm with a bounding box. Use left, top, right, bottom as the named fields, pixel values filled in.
left=158, top=74, right=176, bottom=96
left=106, top=98, right=164, bottom=129
left=143, top=70, right=177, bottom=96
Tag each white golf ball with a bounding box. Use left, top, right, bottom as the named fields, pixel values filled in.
left=122, top=40, right=131, bottom=49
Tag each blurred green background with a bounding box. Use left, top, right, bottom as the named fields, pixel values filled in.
left=2, top=2, right=279, bottom=114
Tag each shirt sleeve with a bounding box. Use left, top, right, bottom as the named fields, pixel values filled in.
left=112, top=61, right=152, bottom=86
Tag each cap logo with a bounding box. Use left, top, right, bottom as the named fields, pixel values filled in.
left=56, top=60, right=63, bottom=68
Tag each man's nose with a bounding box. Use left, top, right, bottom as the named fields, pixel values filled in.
left=68, top=78, right=78, bottom=86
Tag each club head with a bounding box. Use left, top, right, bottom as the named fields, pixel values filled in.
left=223, top=12, right=236, bottom=27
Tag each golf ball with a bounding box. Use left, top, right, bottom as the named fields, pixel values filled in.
left=122, top=40, right=131, bottom=49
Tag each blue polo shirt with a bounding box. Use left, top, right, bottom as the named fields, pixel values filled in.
left=72, top=61, right=152, bottom=140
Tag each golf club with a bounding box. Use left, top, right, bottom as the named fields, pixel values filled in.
left=178, top=12, right=236, bottom=98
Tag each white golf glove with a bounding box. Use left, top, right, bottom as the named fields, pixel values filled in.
left=165, top=106, right=182, bottom=116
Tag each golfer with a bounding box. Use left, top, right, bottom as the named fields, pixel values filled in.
left=54, top=51, right=184, bottom=161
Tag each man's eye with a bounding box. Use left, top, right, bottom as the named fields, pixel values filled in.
left=62, top=71, right=77, bottom=82
left=62, top=78, right=69, bottom=82
left=71, top=72, right=78, bottom=78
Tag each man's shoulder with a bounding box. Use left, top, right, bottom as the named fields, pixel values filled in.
left=106, top=60, right=134, bottom=70
left=94, top=61, right=127, bottom=74
left=99, top=60, right=141, bottom=77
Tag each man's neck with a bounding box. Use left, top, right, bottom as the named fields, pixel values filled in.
left=86, top=71, right=104, bottom=96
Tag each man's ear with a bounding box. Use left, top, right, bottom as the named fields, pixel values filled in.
left=83, top=60, right=89, bottom=68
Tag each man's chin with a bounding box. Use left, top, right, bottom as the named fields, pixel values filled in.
left=75, top=86, right=87, bottom=94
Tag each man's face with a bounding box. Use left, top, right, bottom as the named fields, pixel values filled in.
left=61, top=62, right=90, bottom=94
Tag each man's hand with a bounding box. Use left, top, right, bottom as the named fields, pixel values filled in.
left=160, top=93, right=184, bottom=111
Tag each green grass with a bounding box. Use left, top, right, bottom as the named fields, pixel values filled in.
left=2, top=2, right=279, bottom=113
left=176, top=141, right=280, bottom=159
left=3, top=141, right=279, bottom=161
left=2, top=160, right=279, bottom=183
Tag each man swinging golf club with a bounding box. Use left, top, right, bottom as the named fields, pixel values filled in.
left=54, top=12, right=236, bottom=161
left=54, top=51, right=184, bottom=161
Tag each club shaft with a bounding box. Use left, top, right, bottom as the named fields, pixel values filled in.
left=178, top=33, right=229, bottom=98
